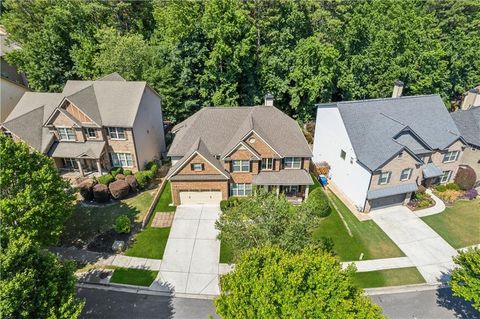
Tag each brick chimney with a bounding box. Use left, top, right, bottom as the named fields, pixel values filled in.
left=392, top=80, right=404, bottom=98
left=264, top=93, right=274, bottom=106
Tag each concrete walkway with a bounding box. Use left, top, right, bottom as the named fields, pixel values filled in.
left=370, top=206, right=458, bottom=284
left=155, top=205, right=221, bottom=295
left=343, top=257, right=414, bottom=272
left=413, top=189, right=446, bottom=217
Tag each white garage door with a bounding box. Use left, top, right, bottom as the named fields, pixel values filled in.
left=179, top=191, right=222, bottom=205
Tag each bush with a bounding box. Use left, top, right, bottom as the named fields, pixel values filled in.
left=78, top=179, right=95, bottom=201
left=145, top=161, right=159, bottom=174
left=125, top=175, right=138, bottom=192
left=115, top=173, right=125, bottom=180
left=108, top=180, right=130, bottom=199
left=123, top=170, right=132, bottom=176
left=417, top=185, right=427, bottom=193
left=114, top=215, right=131, bottom=234
left=465, top=189, right=478, bottom=200
left=110, top=167, right=123, bottom=177
left=418, top=200, right=431, bottom=209
left=303, top=188, right=331, bottom=217
left=439, top=189, right=462, bottom=204
left=135, top=171, right=150, bottom=189
left=446, top=183, right=460, bottom=191
left=220, top=200, right=229, bottom=212
left=93, top=184, right=110, bottom=203
left=435, top=184, right=447, bottom=192
left=455, top=166, right=477, bottom=190
left=97, top=173, right=115, bottom=185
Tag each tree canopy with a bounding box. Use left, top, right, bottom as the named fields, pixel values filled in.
left=450, top=248, right=480, bottom=311
left=2, top=0, right=479, bottom=122
left=215, top=245, right=384, bottom=319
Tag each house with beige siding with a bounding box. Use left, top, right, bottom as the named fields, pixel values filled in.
left=165, top=95, right=313, bottom=205
left=1, top=73, right=166, bottom=175
left=313, top=82, right=467, bottom=212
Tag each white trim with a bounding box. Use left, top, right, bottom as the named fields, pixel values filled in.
left=400, top=168, right=413, bottom=181
left=240, top=129, right=281, bottom=157
left=167, top=151, right=229, bottom=179
left=221, top=141, right=260, bottom=160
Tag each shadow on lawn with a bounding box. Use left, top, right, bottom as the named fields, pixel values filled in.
left=436, top=286, right=480, bottom=319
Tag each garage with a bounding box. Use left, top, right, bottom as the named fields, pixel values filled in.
left=369, top=193, right=407, bottom=210
left=179, top=190, right=222, bottom=205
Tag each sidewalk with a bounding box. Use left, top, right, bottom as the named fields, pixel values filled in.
left=342, top=257, right=414, bottom=272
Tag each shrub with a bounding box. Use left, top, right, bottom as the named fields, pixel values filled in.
left=125, top=175, right=138, bottom=192
left=446, top=183, right=460, bottom=191
left=418, top=200, right=431, bottom=209
left=123, top=170, right=132, bottom=176
left=97, top=174, right=115, bottom=185
left=417, top=185, right=427, bottom=193
left=220, top=197, right=246, bottom=212
left=439, top=189, right=462, bottom=204
left=145, top=161, right=158, bottom=173
left=455, top=166, right=477, bottom=190
left=115, top=173, right=125, bottom=180
left=220, top=200, right=229, bottom=212
left=435, top=184, right=447, bottom=192
left=135, top=171, right=150, bottom=189
left=93, top=184, right=110, bottom=203
left=114, top=215, right=131, bottom=234
left=110, top=167, right=123, bottom=177
left=465, top=189, right=478, bottom=200
left=108, top=180, right=130, bottom=199
left=303, top=188, right=331, bottom=217
left=78, top=179, right=95, bottom=201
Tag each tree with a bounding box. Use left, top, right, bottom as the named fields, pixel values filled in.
left=0, top=236, right=84, bottom=319
left=0, top=134, right=75, bottom=247
left=450, top=248, right=480, bottom=311
left=215, top=246, right=384, bottom=319
left=216, top=191, right=324, bottom=261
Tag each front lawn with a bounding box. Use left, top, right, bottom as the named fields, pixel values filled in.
left=353, top=267, right=425, bottom=288
left=109, top=267, right=158, bottom=287
left=421, top=198, right=480, bottom=248
left=313, top=186, right=404, bottom=261
left=124, top=227, right=170, bottom=259
left=153, top=181, right=176, bottom=212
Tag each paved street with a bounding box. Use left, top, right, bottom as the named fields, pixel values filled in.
left=370, top=206, right=458, bottom=283
left=77, top=287, right=218, bottom=319
left=371, top=287, right=479, bottom=319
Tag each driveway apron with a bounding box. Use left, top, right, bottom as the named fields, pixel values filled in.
left=369, top=206, right=458, bottom=284
left=155, top=205, right=220, bottom=295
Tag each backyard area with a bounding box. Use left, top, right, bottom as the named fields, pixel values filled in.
left=352, top=267, right=425, bottom=288
left=421, top=198, right=480, bottom=248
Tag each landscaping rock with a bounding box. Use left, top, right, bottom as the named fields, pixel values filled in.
left=109, top=180, right=130, bottom=199
left=112, top=240, right=125, bottom=252
left=93, top=184, right=110, bottom=203
left=79, top=179, right=95, bottom=201
left=125, top=175, right=138, bottom=193
left=115, top=173, right=125, bottom=180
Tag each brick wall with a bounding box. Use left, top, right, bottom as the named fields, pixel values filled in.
left=171, top=180, right=228, bottom=205
left=177, top=153, right=222, bottom=175
left=370, top=151, right=422, bottom=190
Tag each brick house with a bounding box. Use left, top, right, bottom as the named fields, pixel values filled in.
left=1, top=73, right=166, bottom=175
left=312, top=82, right=467, bottom=212
left=166, top=96, right=313, bottom=205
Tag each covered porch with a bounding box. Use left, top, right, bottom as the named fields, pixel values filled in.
left=49, top=141, right=107, bottom=177
left=422, top=163, right=443, bottom=187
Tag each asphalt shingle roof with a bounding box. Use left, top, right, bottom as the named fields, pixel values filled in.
left=252, top=169, right=313, bottom=186
left=451, top=106, right=480, bottom=148
left=367, top=183, right=418, bottom=200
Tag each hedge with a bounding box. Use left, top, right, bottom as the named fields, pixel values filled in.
left=97, top=174, right=115, bottom=185
left=304, top=188, right=331, bottom=217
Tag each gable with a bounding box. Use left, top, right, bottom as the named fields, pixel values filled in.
left=377, top=149, right=421, bottom=171
left=176, top=153, right=224, bottom=176
left=50, top=109, right=77, bottom=127
left=243, top=132, right=277, bottom=157
left=394, top=130, right=430, bottom=153
left=64, top=101, right=94, bottom=124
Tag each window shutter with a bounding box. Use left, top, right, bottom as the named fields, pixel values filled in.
left=201, top=163, right=205, bottom=170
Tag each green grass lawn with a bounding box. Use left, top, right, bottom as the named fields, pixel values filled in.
left=153, top=181, right=176, bottom=212
left=61, top=190, right=154, bottom=245
left=421, top=198, right=480, bottom=248
left=109, top=267, right=158, bottom=287
left=312, top=176, right=404, bottom=261
left=352, top=267, right=425, bottom=288
left=220, top=240, right=234, bottom=264
left=124, top=227, right=171, bottom=259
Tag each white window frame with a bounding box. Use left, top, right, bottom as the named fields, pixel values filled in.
left=261, top=158, right=273, bottom=170
left=84, top=127, right=97, bottom=139
left=230, top=183, right=252, bottom=196
left=442, top=151, right=459, bottom=163
left=107, top=127, right=126, bottom=140
left=111, top=152, right=133, bottom=167
left=378, top=171, right=391, bottom=185
left=283, top=157, right=302, bottom=169
left=440, top=170, right=452, bottom=183
left=58, top=127, right=76, bottom=141
left=232, top=160, right=250, bottom=172
left=400, top=168, right=413, bottom=181
left=283, top=185, right=299, bottom=194
left=62, top=158, right=78, bottom=168
left=191, top=163, right=203, bottom=171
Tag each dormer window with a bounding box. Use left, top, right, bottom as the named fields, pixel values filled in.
left=107, top=127, right=126, bottom=140
left=58, top=128, right=76, bottom=141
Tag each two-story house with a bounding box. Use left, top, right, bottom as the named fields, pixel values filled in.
left=312, top=82, right=467, bottom=212
left=165, top=95, right=313, bottom=205
left=1, top=73, right=166, bottom=175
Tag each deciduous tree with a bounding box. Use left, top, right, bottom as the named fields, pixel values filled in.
left=451, top=248, right=480, bottom=311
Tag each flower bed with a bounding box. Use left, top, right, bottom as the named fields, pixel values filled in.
left=408, top=189, right=435, bottom=211
left=433, top=182, right=478, bottom=204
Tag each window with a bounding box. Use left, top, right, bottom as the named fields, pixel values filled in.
left=111, top=153, right=133, bottom=167
left=283, top=185, right=298, bottom=194
left=378, top=171, right=391, bottom=185
left=340, top=150, right=346, bottom=160
left=443, top=151, right=459, bottom=163
left=440, top=170, right=452, bottom=183
left=58, top=127, right=76, bottom=141
left=232, top=160, right=250, bottom=172
left=283, top=157, right=302, bottom=169
left=261, top=158, right=273, bottom=170
left=191, top=163, right=203, bottom=171
left=107, top=127, right=126, bottom=139
left=84, top=128, right=96, bottom=138
left=62, top=158, right=78, bottom=168
left=230, top=183, right=252, bottom=196
left=400, top=168, right=413, bottom=181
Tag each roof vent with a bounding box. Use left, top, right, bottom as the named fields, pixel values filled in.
left=392, top=80, right=404, bottom=98
left=264, top=93, right=274, bottom=107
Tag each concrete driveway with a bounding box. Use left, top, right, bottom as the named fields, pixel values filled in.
left=154, top=205, right=221, bottom=295
left=370, top=206, right=458, bottom=284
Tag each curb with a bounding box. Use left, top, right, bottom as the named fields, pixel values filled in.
left=364, top=283, right=447, bottom=296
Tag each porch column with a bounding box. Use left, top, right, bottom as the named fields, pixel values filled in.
left=96, top=159, right=102, bottom=175
left=304, top=185, right=310, bottom=200
left=75, top=159, right=84, bottom=176
left=276, top=186, right=280, bottom=197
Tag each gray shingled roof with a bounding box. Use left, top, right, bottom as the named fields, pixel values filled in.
left=320, top=95, right=462, bottom=171
left=423, top=163, right=443, bottom=178
left=367, top=183, right=418, bottom=200
left=48, top=141, right=105, bottom=159
left=168, top=106, right=312, bottom=158
left=252, top=170, right=313, bottom=185
left=451, top=106, right=480, bottom=148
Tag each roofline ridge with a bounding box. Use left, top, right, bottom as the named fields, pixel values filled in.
left=336, top=94, right=441, bottom=105
left=3, top=103, right=45, bottom=124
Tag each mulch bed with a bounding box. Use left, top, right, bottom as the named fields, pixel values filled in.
left=86, top=229, right=131, bottom=253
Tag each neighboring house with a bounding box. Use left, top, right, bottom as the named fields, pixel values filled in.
left=313, top=83, right=466, bottom=212
left=165, top=95, right=313, bottom=205
left=451, top=106, right=480, bottom=185
left=459, top=85, right=480, bottom=110
left=0, top=27, right=30, bottom=123
left=1, top=73, right=166, bottom=175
